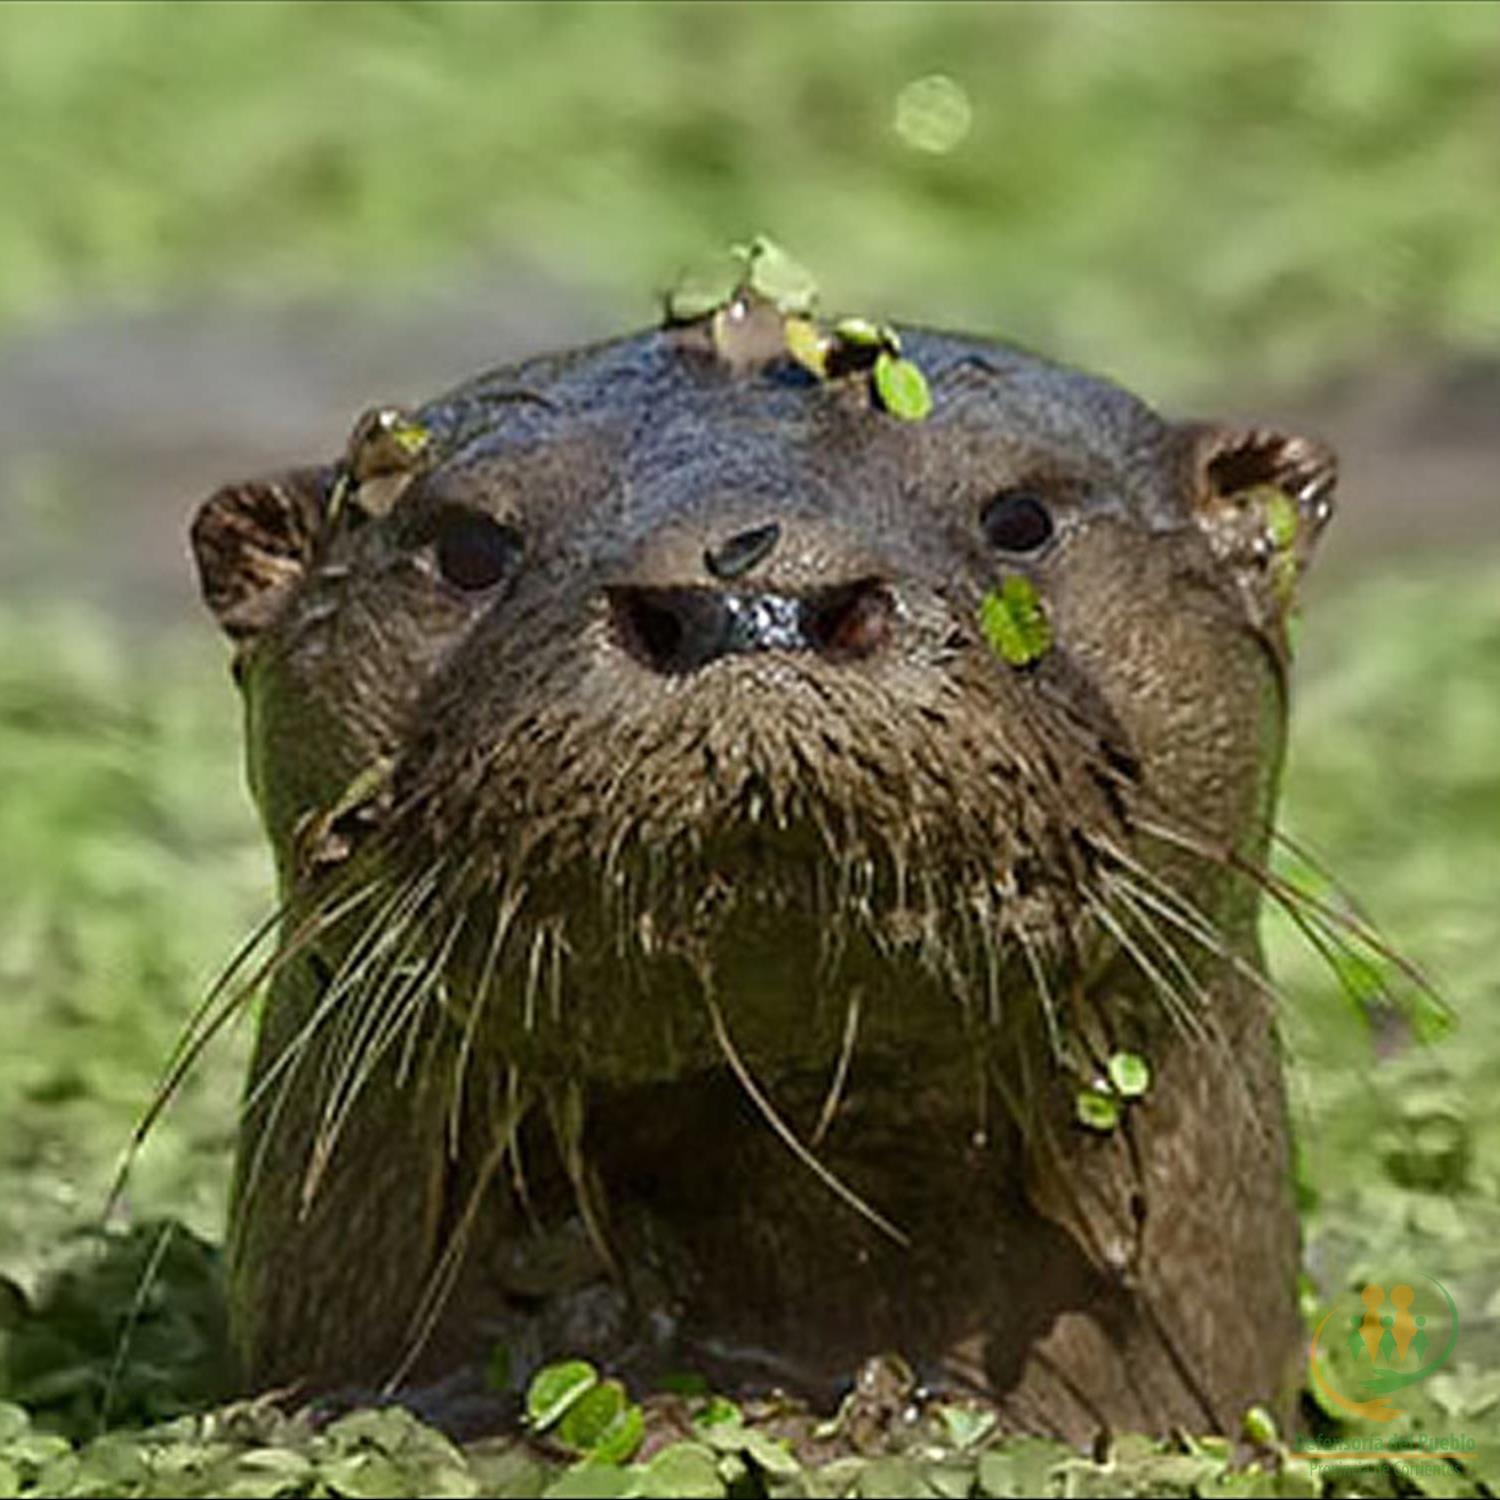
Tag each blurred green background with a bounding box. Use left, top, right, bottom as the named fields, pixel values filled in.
left=1, top=0, right=1497, bottom=1443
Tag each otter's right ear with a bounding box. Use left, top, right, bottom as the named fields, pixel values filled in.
left=1179, top=425, right=1337, bottom=652
left=189, top=466, right=336, bottom=644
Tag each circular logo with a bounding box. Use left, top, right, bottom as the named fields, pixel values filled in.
left=1308, top=1276, right=1458, bottom=1422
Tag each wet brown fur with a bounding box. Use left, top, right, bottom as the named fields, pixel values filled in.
left=189, top=304, right=1341, bottom=1442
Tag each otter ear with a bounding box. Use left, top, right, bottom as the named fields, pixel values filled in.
left=1180, top=424, right=1337, bottom=644
left=189, top=465, right=336, bottom=643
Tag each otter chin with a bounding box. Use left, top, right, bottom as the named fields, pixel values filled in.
left=189, top=293, right=1337, bottom=1442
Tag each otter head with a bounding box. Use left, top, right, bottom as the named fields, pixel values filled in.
left=190, top=300, right=1335, bottom=1096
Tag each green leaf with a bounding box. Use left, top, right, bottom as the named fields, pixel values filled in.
left=693, top=1396, right=742, bottom=1430
left=554, top=1378, right=623, bottom=1451
left=743, top=236, right=819, bottom=314
left=526, top=1360, right=599, bottom=1431
left=833, top=316, right=888, bottom=349
left=665, top=251, right=742, bottom=323
left=872, top=351, right=932, bottom=421
left=857, top=1455, right=933, bottom=1497
left=1253, top=485, right=1300, bottom=551
left=556, top=1382, right=644, bottom=1465
left=735, top=1427, right=802, bottom=1479
left=783, top=317, right=829, bottom=377
left=234, top=1448, right=315, bottom=1479
left=319, top=1451, right=411, bottom=1498
left=639, top=1443, right=726, bottom=1498
left=695, top=1421, right=800, bottom=1478
left=1075, top=1088, right=1122, bottom=1132
left=0, top=1404, right=28, bottom=1443
left=1240, top=1403, right=1279, bottom=1446
left=979, top=576, right=1051, bottom=667
left=1106, top=1052, right=1151, bottom=1099
left=542, top=1461, right=637, bottom=1499
left=936, top=1403, right=997, bottom=1451
left=976, top=1439, right=1077, bottom=1498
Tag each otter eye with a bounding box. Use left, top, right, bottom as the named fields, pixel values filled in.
left=433, top=509, right=523, bottom=591
left=981, top=491, right=1054, bottom=552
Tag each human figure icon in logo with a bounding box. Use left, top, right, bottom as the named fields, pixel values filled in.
left=1359, top=1282, right=1387, bottom=1362
left=1389, top=1283, right=1418, bottom=1363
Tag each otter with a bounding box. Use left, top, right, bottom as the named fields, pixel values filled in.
left=188, top=287, right=1337, bottom=1445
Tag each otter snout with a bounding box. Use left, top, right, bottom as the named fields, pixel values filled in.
left=610, top=577, right=895, bottom=674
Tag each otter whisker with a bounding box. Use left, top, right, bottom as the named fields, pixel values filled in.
left=111, top=872, right=384, bottom=1215
left=1134, top=814, right=1444, bottom=1020
left=388, top=1078, right=532, bottom=1395
left=503, top=1062, right=537, bottom=1227
left=447, top=882, right=526, bottom=1157
left=305, top=869, right=471, bottom=1203
left=703, top=989, right=910, bottom=1247
left=1082, top=891, right=1208, bottom=1048
left=545, top=1078, right=619, bottom=1278
left=1097, top=874, right=1271, bottom=1145
left=1015, top=929, right=1064, bottom=1062
left=312, top=861, right=451, bottom=1110
left=236, top=862, right=443, bottom=1212
left=811, top=984, right=863, bottom=1147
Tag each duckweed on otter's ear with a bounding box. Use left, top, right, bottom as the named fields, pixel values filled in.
left=979, top=576, right=1051, bottom=667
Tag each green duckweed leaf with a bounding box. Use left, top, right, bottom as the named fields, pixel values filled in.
left=1240, top=1403, right=1279, bottom=1447
left=525, top=1360, right=599, bottom=1432
left=783, top=316, right=829, bottom=377
left=1106, top=1052, right=1151, bottom=1099
left=693, top=1396, right=742, bottom=1430
left=542, top=1461, right=636, bottom=1499
left=1259, top=486, right=1300, bottom=550
left=555, top=1380, right=644, bottom=1465
left=834, top=316, right=890, bottom=349
left=1075, top=1088, right=1122, bottom=1133
left=665, top=251, right=743, bottom=323
left=640, top=1443, right=726, bottom=1498
left=979, top=576, right=1051, bottom=666
left=873, top=350, right=932, bottom=421
left=742, top=235, right=819, bottom=314
left=936, top=1403, right=997, bottom=1450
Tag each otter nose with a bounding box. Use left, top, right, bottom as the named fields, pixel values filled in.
left=704, top=521, right=782, bottom=581
left=611, top=578, right=895, bottom=675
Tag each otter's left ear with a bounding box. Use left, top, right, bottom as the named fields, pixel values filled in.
left=190, top=465, right=336, bottom=645
left=1180, top=424, right=1337, bottom=649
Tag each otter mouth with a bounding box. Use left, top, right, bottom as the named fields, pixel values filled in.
left=609, top=578, right=895, bottom=674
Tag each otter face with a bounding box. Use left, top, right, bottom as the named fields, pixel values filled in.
left=192, top=310, right=1334, bottom=1079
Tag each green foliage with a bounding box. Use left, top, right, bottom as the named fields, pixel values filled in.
left=2, top=1389, right=1495, bottom=1497
left=0, top=611, right=264, bottom=1289
left=1106, top=1052, right=1152, bottom=1100
left=0, top=1222, right=230, bottom=1442
left=871, top=351, right=932, bottom=422
left=979, top=577, right=1051, bottom=667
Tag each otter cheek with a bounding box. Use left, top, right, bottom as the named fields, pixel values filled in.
left=1051, top=524, right=1285, bottom=856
